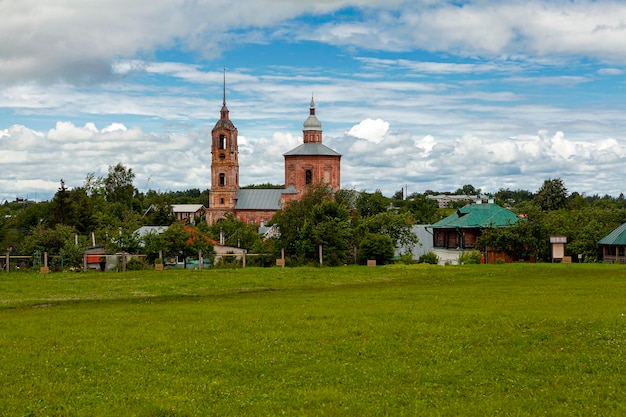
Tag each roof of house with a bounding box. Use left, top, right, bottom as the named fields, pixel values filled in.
left=430, top=203, right=521, bottom=229
left=283, top=143, right=341, bottom=157
left=134, top=225, right=169, bottom=237
left=235, top=189, right=284, bottom=210
left=172, top=204, right=205, bottom=213
left=598, top=222, right=626, bottom=245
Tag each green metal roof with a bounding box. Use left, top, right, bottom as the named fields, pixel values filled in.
left=430, top=203, right=521, bottom=229
left=598, top=222, right=626, bottom=245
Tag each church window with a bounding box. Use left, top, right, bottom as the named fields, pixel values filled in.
left=219, top=135, right=226, bottom=149
left=305, top=169, right=313, bottom=185
left=219, top=173, right=226, bottom=186
left=219, top=153, right=225, bottom=160
left=324, top=171, right=330, bottom=183
left=220, top=198, right=224, bottom=205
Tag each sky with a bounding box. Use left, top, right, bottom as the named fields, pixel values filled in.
left=1, top=0, right=626, bottom=203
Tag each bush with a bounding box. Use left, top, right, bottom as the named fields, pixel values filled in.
left=396, top=253, right=415, bottom=265
left=418, top=252, right=439, bottom=265
left=358, top=233, right=395, bottom=265
left=126, top=257, right=146, bottom=271
left=459, top=250, right=482, bottom=264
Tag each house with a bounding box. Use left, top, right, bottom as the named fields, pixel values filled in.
left=142, top=205, right=206, bottom=225
left=133, top=225, right=247, bottom=266
left=427, top=194, right=479, bottom=208
left=429, top=202, right=522, bottom=264
left=172, top=204, right=205, bottom=225
left=598, top=222, right=626, bottom=264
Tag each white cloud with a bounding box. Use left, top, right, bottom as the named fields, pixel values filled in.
left=347, top=118, right=389, bottom=143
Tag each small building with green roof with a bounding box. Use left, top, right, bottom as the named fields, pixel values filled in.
left=429, top=202, right=522, bottom=264
left=598, top=222, right=626, bottom=263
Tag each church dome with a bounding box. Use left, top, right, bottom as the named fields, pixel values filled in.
left=303, top=97, right=322, bottom=131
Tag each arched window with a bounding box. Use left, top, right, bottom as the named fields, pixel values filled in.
left=219, top=173, right=226, bottom=186
left=305, top=170, right=313, bottom=185
left=219, top=135, right=226, bottom=149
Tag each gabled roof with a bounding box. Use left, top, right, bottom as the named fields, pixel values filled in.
left=598, top=222, right=626, bottom=245
left=283, top=143, right=341, bottom=157
left=172, top=204, right=205, bottom=213
left=134, top=225, right=169, bottom=237
left=235, top=189, right=283, bottom=210
left=430, top=203, right=521, bottom=229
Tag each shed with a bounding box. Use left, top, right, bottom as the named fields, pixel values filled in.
left=598, top=222, right=626, bottom=264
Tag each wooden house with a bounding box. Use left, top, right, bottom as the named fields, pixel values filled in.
left=598, top=222, right=626, bottom=264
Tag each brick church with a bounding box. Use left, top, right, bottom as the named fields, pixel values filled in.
left=205, top=86, right=341, bottom=226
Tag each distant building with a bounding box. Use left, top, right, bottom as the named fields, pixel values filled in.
left=205, top=77, right=341, bottom=226
left=429, top=202, right=524, bottom=264
left=598, top=222, right=626, bottom=264
left=172, top=204, right=205, bottom=225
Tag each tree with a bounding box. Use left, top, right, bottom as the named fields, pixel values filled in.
left=358, top=233, right=395, bottom=265
left=534, top=178, right=568, bottom=211
left=143, top=192, right=176, bottom=226
left=456, top=184, right=481, bottom=195
left=51, top=179, right=72, bottom=225
left=20, top=224, right=79, bottom=259
left=272, top=183, right=353, bottom=266
left=104, top=163, right=136, bottom=208
left=160, top=224, right=214, bottom=267
left=355, top=190, right=389, bottom=217
left=403, top=194, right=439, bottom=224
left=307, top=200, right=353, bottom=266
left=358, top=211, right=418, bottom=254
left=207, top=213, right=260, bottom=249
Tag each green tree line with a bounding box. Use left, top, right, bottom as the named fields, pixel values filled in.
left=2, top=168, right=626, bottom=268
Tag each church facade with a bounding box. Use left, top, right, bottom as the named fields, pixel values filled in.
left=205, top=92, right=341, bottom=226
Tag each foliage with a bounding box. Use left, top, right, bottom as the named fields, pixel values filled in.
left=418, top=251, right=439, bottom=264
left=358, top=211, right=418, bottom=253
left=125, top=257, right=146, bottom=271
left=458, top=250, right=482, bottom=264
left=272, top=183, right=353, bottom=266
left=207, top=213, right=260, bottom=249
left=455, top=184, right=481, bottom=195
left=476, top=218, right=541, bottom=262
left=240, top=183, right=284, bottom=189
left=20, top=224, right=80, bottom=258
left=534, top=178, right=568, bottom=211
left=355, top=189, right=390, bottom=217
left=495, top=187, right=534, bottom=206
left=160, top=223, right=215, bottom=266
left=142, top=192, right=176, bottom=226
left=357, top=233, right=395, bottom=265
left=248, top=238, right=279, bottom=267
left=104, top=163, right=136, bottom=208
left=402, top=193, right=439, bottom=224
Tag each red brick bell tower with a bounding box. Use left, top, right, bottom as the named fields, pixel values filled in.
left=206, top=71, right=239, bottom=225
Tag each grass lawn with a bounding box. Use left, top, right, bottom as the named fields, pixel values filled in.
left=1, top=264, right=626, bottom=416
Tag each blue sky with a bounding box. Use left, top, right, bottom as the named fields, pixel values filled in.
left=1, top=0, right=626, bottom=202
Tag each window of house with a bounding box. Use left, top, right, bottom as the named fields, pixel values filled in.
left=305, top=169, right=313, bottom=185
left=219, top=135, right=226, bottom=149
left=219, top=173, right=226, bottom=186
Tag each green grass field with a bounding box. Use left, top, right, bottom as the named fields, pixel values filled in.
left=1, top=264, right=626, bottom=416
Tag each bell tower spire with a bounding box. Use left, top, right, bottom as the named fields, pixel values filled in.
left=207, top=68, right=239, bottom=225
